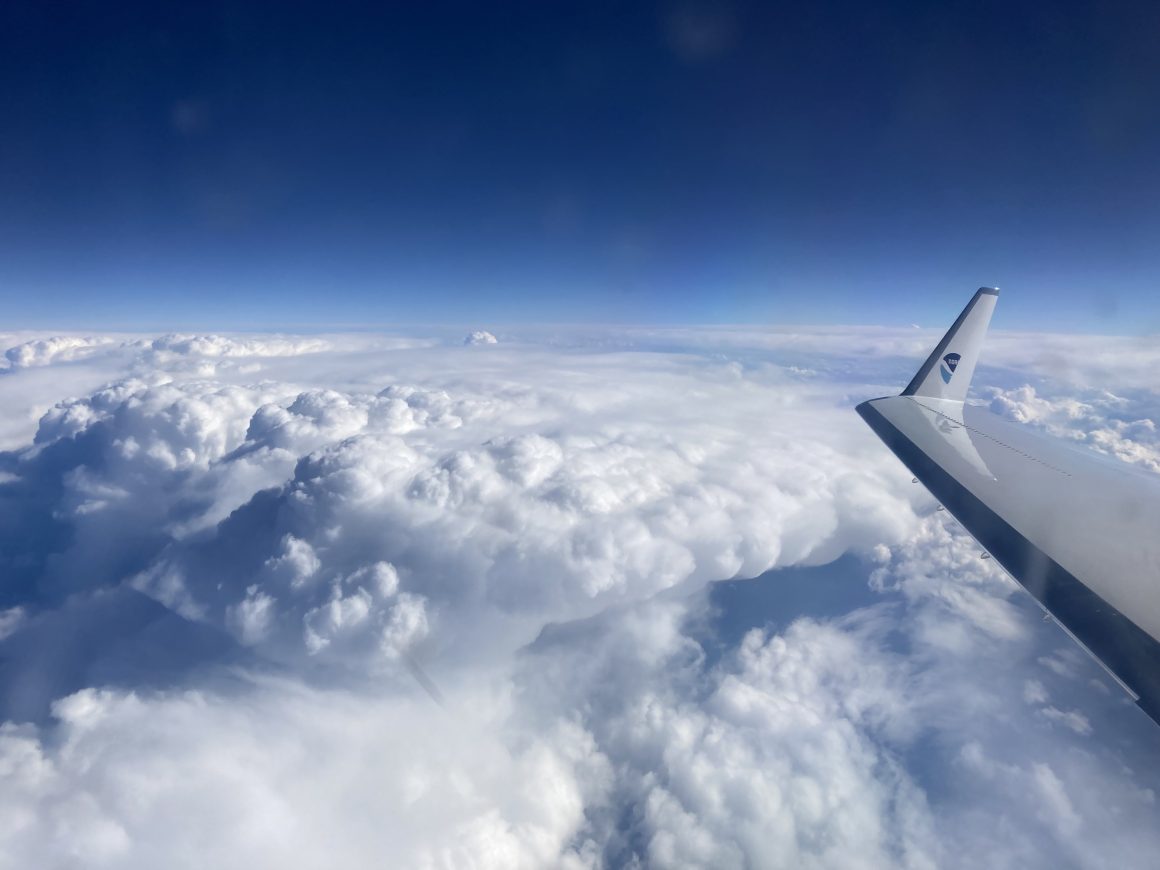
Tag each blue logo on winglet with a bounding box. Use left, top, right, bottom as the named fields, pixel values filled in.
left=940, top=352, right=961, bottom=384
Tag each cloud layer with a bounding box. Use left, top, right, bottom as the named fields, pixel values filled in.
left=1, top=326, right=1158, bottom=867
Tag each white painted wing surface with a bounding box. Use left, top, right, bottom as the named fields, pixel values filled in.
left=858, top=288, right=1160, bottom=726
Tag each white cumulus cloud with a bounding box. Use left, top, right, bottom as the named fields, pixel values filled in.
left=465, top=330, right=499, bottom=345
left=3, top=336, right=118, bottom=369
left=0, top=325, right=1157, bottom=868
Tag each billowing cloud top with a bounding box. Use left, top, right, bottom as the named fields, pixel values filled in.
left=3, top=335, right=117, bottom=369
left=145, top=333, right=331, bottom=359
left=464, top=329, right=499, bottom=345
left=0, top=326, right=1158, bottom=868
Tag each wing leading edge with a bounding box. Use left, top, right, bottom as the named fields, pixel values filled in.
left=858, top=288, right=1160, bottom=726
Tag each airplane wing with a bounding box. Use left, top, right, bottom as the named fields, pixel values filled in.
left=858, top=288, right=1160, bottom=726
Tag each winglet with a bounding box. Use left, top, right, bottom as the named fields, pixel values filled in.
left=902, top=287, right=999, bottom=402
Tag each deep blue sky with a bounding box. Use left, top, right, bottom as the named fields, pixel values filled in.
left=2, top=0, right=1160, bottom=331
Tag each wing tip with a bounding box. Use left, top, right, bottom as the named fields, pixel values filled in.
left=901, top=287, right=999, bottom=400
